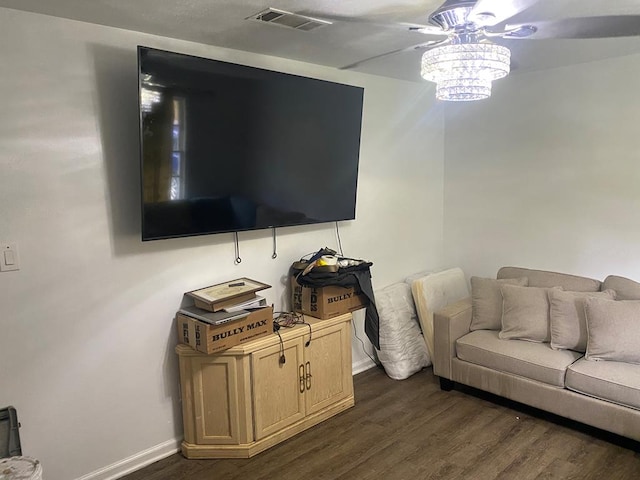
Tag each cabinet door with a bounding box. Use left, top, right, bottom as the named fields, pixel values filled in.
left=251, top=338, right=306, bottom=440
left=304, top=321, right=353, bottom=415
left=191, top=356, right=242, bottom=445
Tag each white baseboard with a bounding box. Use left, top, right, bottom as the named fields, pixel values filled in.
left=75, top=438, right=181, bottom=480
left=76, top=361, right=376, bottom=480
left=352, top=357, right=377, bottom=375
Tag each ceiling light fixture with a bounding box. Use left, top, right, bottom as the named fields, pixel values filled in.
left=420, top=37, right=511, bottom=102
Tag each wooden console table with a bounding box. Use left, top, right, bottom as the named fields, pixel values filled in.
left=175, top=313, right=354, bottom=458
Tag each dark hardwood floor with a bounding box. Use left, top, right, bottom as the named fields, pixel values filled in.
left=122, top=366, right=640, bottom=480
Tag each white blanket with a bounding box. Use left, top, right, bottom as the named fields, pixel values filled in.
left=376, top=283, right=431, bottom=380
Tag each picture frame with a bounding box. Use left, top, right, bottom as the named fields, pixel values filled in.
left=186, top=278, right=271, bottom=312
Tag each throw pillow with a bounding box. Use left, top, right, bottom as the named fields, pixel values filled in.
left=602, top=275, right=640, bottom=300
left=585, top=297, right=640, bottom=364
left=470, top=276, right=529, bottom=331
left=499, top=284, right=560, bottom=342
left=549, top=289, right=616, bottom=352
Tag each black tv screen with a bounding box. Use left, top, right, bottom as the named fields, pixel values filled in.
left=138, top=46, right=364, bottom=241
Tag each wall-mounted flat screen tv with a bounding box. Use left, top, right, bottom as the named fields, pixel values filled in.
left=138, top=46, right=364, bottom=241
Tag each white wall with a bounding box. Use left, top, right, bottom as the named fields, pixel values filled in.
left=443, top=52, right=640, bottom=282
left=0, top=8, right=445, bottom=480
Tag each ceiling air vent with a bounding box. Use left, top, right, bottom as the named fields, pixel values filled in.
left=248, top=8, right=331, bottom=31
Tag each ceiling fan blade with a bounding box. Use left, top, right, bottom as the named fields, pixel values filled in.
left=340, top=40, right=450, bottom=70
left=485, top=24, right=538, bottom=39
left=405, top=24, right=449, bottom=36
left=468, top=0, right=540, bottom=27
left=296, top=10, right=391, bottom=27
left=504, top=16, right=640, bottom=39
left=298, top=10, right=447, bottom=36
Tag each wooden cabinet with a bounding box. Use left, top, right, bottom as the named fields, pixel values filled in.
left=176, top=313, right=354, bottom=458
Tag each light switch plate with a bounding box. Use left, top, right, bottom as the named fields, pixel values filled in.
left=0, top=243, right=19, bottom=272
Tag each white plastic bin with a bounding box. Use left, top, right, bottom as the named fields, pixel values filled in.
left=0, top=457, right=42, bottom=480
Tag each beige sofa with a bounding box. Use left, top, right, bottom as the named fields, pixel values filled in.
left=433, top=266, right=640, bottom=442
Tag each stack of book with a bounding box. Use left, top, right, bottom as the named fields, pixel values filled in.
left=180, top=277, right=270, bottom=326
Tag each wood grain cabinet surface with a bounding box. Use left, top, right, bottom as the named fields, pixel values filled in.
left=176, top=313, right=354, bottom=458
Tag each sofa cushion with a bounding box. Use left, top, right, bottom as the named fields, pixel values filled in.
left=602, top=275, right=640, bottom=300
left=567, top=358, right=640, bottom=410
left=497, top=266, right=601, bottom=292
left=470, top=276, right=528, bottom=331
left=549, top=289, right=616, bottom=353
left=499, top=284, right=558, bottom=343
left=456, top=330, right=582, bottom=387
left=585, top=297, right=640, bottom=364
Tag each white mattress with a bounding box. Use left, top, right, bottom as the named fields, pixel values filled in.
left=411, top=268, right=469, bottom=358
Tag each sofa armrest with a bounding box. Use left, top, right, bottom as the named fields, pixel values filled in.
left=433, top=297, right=472, bottom=380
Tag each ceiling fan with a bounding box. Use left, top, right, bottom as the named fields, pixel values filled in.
left=305, top=0, right=640, bottom=101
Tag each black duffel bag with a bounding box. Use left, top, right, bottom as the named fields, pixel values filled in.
left=291, top=248, right=379, bottom=349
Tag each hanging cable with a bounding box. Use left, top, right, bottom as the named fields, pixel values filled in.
left=233, top=232, right=242, bottom=264
left=271, top=227, right=278, bottom=259
left=273, top=323, right=286, bottom=364
left=274, top=311, right=312, bottom=347
left=353, top=321, right=377, bottom=365
left=335, top=221, right=344, bottom=256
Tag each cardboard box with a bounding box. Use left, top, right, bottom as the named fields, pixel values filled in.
left=177, top=306, right=273, bottom=354
left=291, top=278, right=369, bottom=319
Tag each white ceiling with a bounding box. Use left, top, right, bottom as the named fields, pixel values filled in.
left=2, top=0, right=640, bottom=82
